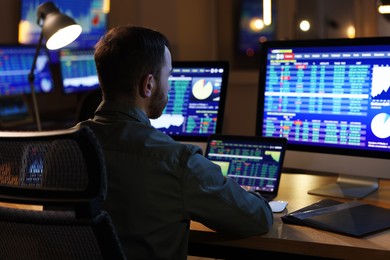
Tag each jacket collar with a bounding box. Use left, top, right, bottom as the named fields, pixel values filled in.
left=94, top=100, right=151, bottom=126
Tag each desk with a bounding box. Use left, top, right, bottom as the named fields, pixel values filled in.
left=189, top=172, right=390, bottom=259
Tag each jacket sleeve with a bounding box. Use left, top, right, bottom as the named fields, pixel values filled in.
left=182, top=152, right=274, bottom=237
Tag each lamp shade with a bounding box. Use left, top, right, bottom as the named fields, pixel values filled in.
left=37, top=2, right=82, bottom=50
left=43, top=14, right=82, bottom=50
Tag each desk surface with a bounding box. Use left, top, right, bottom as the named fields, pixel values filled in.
left=189, top=172, right=390, bottom=259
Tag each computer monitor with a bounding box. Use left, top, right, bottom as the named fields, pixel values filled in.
left=18, top=0, right=108, bottom=50
left=150, top=61, right=229, bottom=142
left=0, top=44, right=52, bottom=127
left=59, top=48, right=99, bottom=94
left=256, top=37, right=390, bottom=199
left=18, top=0, right=108, bottom=63
left=0, top=96, right=33, bottom=127
left=0, top=44, right=54, bottom=96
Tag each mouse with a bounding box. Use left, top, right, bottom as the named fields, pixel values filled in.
left=269, top=200, right=288, bottom=213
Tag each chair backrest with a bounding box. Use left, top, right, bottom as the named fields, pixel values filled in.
left=0, top=127, right=126, bottom=260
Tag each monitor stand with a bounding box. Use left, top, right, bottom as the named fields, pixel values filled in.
left=308, top=175, right=379, bottom=199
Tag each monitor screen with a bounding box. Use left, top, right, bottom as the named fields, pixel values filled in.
left=150, top=61, right=229, bottom=142
left=59, top=48, right=99, bottom=94
left=256, top=37, right=390, bottom=199
left=0, top=96, right=33, bottom=127
left=0, top=44, right=54, bottom=96
left=18, top=0, right=109, bottom=50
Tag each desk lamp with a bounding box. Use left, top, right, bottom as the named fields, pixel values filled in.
left=28, top=1, right=82, bottom=131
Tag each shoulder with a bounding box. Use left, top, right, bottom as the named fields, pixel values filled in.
left=74, top=120, right=204, bottom=161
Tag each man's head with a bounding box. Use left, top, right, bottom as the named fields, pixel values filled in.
left=94, top=25, right=172, bottom=118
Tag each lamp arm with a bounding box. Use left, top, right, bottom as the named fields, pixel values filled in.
left=28, top=30, right=45, bottom=131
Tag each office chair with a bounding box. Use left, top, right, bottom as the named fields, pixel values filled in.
left=0, top=127, right=126, bottom=260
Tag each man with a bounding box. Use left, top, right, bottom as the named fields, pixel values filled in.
left=74, top=25, right=273, bottom=259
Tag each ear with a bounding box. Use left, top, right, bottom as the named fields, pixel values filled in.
left=140, top=74, right=155, bottom=98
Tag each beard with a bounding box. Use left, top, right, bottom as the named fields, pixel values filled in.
left=148, top=83, right=168, bottom=119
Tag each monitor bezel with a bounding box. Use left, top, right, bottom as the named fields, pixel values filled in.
left=255, top=36, right=390, bottom=160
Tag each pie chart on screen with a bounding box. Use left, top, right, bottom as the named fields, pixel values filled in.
left=371, top=113, right=390, bottom=138
left=192, top=79, right=213, bottom=100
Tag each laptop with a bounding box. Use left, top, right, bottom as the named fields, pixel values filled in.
left=205, top=134, right=288, bottom=201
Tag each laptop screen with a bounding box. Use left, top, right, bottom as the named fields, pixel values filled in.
left=150, top=61, right=229, bottom=142
left=205, top=134, right=287, bottom=199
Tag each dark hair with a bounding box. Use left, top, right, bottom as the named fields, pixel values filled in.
left=94, top=25, right=170, bottom=101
